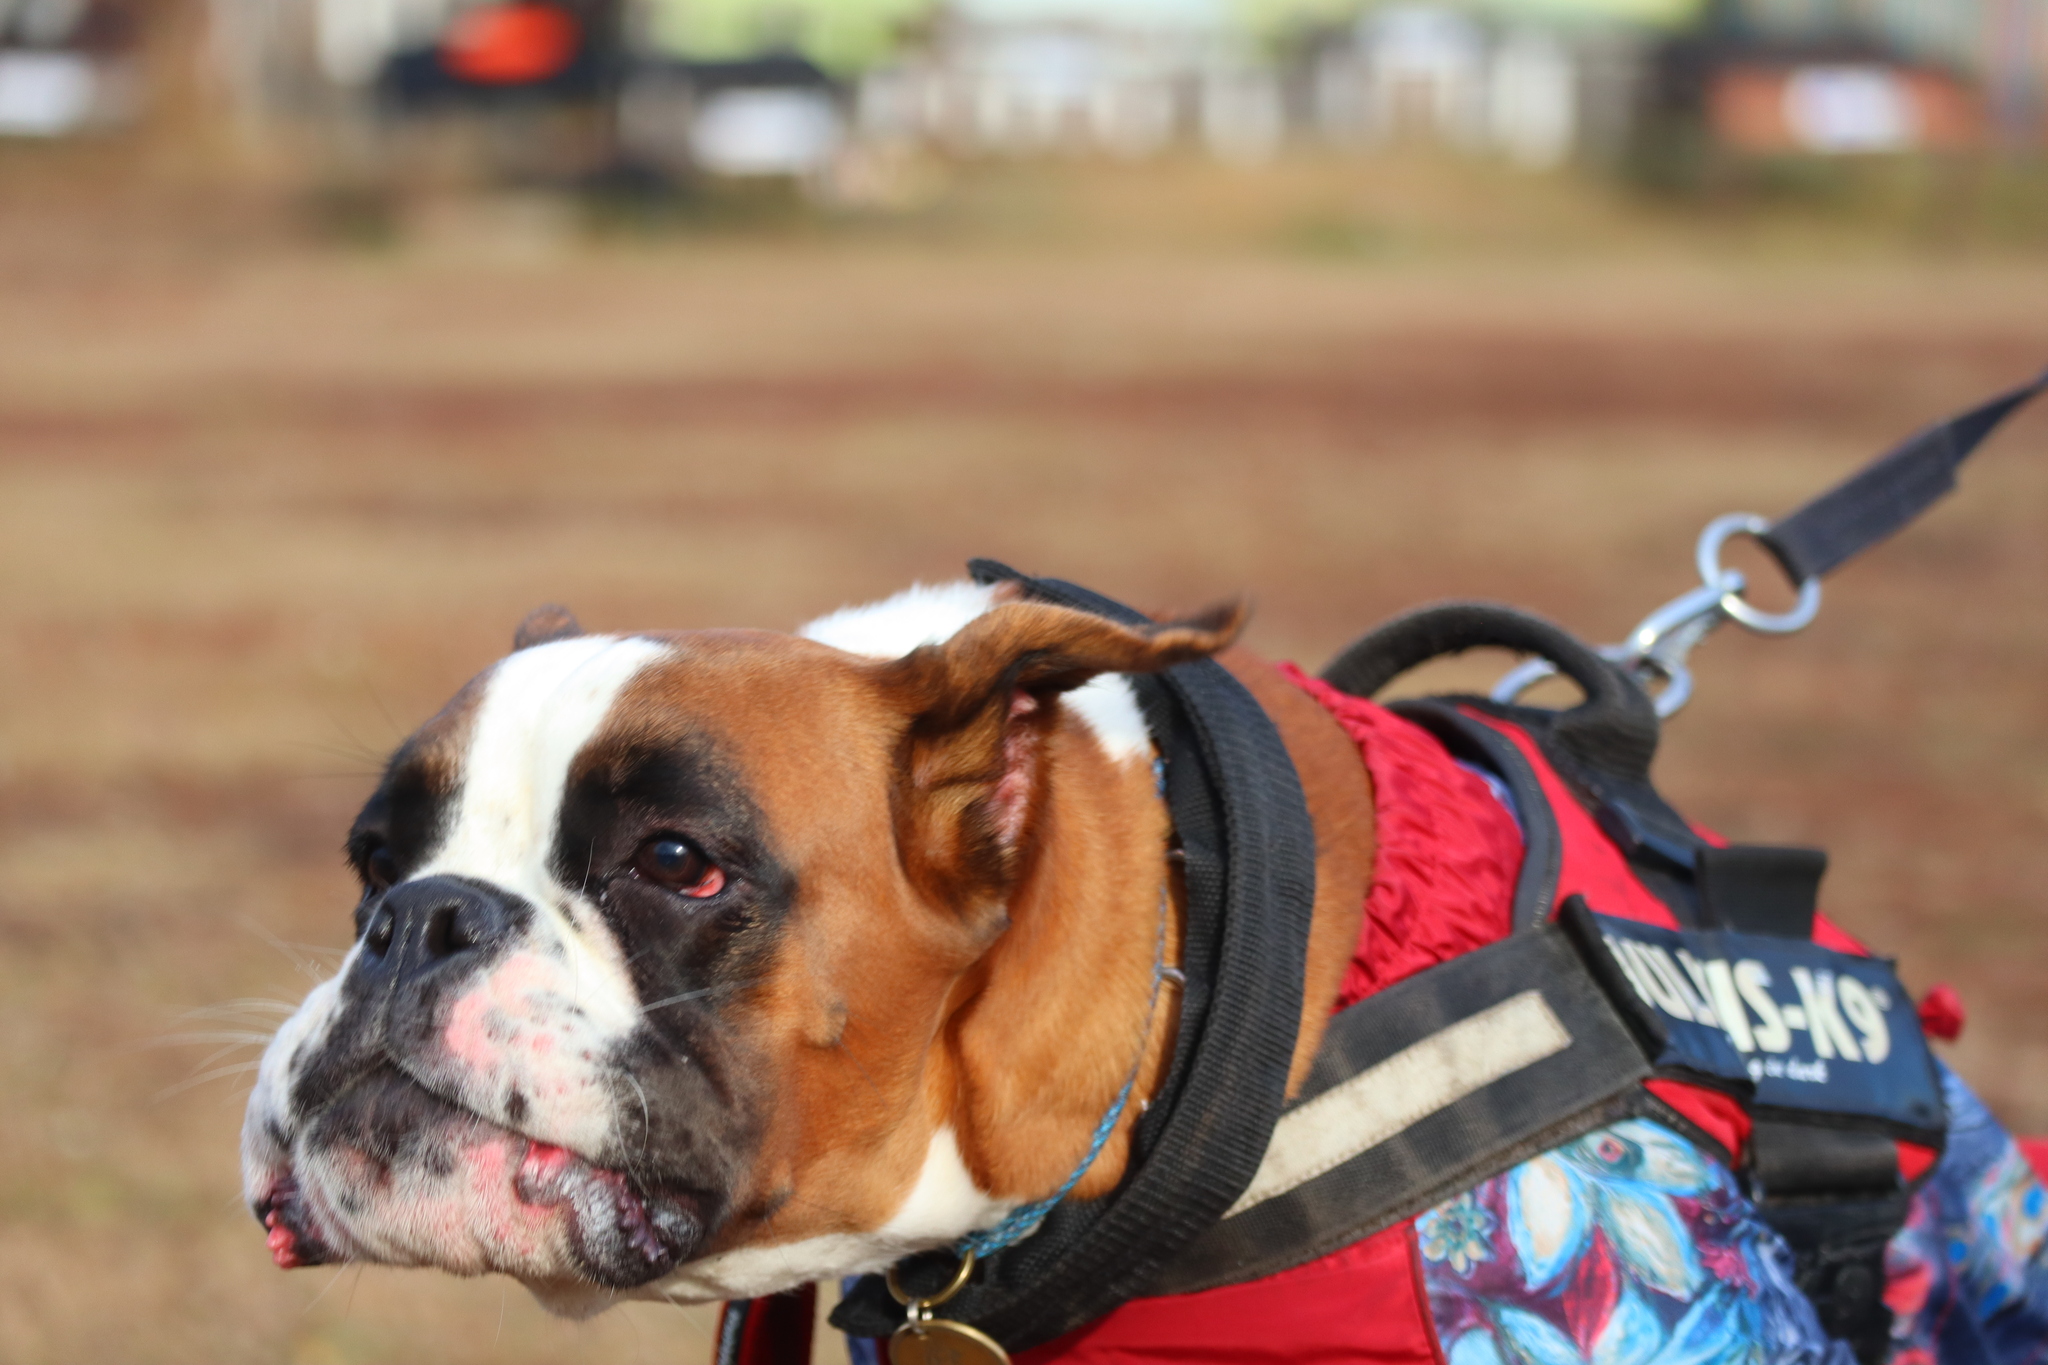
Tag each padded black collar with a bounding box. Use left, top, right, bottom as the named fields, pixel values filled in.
left=830, top=561, right=1320, bottom=1353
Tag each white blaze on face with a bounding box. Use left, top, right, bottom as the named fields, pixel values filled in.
left=419, top=633, right=674, bottom=902
left=245, top=634, right=674, bottom=1205
left=390, top=634, right=676, bottom=1155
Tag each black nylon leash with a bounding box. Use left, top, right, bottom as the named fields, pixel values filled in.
left=829, top=560, right=1320, bottom=1355
left=1760, top=367, right=2048, bottom=584
left=1485, top=367, right=2048, bottom=721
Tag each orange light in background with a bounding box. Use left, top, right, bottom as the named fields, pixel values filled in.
left=440, top=4, right=581, bottom=85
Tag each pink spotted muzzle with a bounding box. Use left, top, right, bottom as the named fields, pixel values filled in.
left=249, top=1065, right=711, bottom=1289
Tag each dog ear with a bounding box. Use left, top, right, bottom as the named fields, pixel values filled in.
left=881, top=599, right=1244, bottom=916
left=513, top=604, right=581, bottom=651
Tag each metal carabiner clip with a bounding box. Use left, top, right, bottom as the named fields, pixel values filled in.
left=1492, top=513, right=1822, bottom=719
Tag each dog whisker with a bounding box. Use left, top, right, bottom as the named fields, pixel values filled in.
left=146, top=1029, right=277, bottom=1047
left=623, top=1072, right=652, bottom=1157
left=298, top=1263, right=355, bottom=1318
left=638, top=982, right=746, bottom=1014
left=195, top=1040, right=273, bottom=1071
left=155, top=1059, right=266, bottom=1101
left=655, top=1291, right=717, bottom=1345
left=238, top=917, right=339, bottom=984
left=142, top=1033, right=277, bottom=1076
left=341, top=1263, right=364, bottom=1320
left=182, top=998, right=300, bottom=1019
left=285, top=738, right=385, bottom=770
left=320, top=703, right=393, bottom=765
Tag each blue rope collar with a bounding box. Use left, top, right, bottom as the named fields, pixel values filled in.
left=956, top=890, right=1174, bottom=1261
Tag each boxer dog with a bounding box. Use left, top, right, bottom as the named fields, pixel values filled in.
left=241, top=581, right=1374, bottom=1314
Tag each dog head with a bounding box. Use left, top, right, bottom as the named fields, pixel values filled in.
left=242, top=584, right=1239, bottom=1310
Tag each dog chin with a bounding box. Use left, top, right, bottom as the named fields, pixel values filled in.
left=523, top=1276, right=633, bottom=1319
left=256, top=1066, right=714, bottom=1292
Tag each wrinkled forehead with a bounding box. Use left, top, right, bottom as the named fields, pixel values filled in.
left=380, top=631, right=894, bottom=878
left=566, top=633, right=911, bottom=872
left=411, top=635, right=677, bottom=883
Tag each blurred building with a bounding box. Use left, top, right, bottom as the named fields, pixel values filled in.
left=202, top=0, right=1692, bottom=173
left=854, top=0, right=1284, bottom=162
left=0, top=0, right=141, bottom=136
left=197, top=0, right=2048, bottom=186
left=1302, top=3, right=1679, bottom=168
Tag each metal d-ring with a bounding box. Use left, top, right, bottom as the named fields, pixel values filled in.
left=1491, top=511, right=1823, bottom=719
left=1695, top=513, right=1822, bottom=634
left=887, top=1252, right=977, bottom=1312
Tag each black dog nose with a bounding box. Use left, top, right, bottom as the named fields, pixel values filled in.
left=355, top=876, right=521, bottom=986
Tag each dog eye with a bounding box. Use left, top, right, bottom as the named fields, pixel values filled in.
left=361, top=841, right=398, bottom=892
left=633, top=835, right=726, bottom=898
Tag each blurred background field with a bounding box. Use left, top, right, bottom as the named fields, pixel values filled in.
left=4, top=0, right=2048, bottom=1362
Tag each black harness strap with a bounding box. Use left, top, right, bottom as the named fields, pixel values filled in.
left=1149, top=922, right=1654, bottom=1295
left=1760, top=367, right=2048, bottom=585
left=832, top=561, right=1320, bottom=1354
left=1748, top=1123, right=1909, bottom=1365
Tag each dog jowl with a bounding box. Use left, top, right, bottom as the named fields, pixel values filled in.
left=242, top=590, right=1238, bottom=1309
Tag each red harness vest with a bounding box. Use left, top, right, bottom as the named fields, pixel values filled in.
left=1016, top=665, right=1931, bottom=1365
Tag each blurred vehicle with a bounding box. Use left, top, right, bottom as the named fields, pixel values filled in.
left=620, top=52, right=846, bottom=179
left=1634, top=0, right=2027, bottom=169
left=0, top=0, right=138, bottom=137
left=1710, top=59, right=1981, bottom=156
left=320, top=0, right=622, bottom=111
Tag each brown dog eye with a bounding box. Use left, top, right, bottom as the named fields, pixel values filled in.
left=634, top=836, right=726, bottom=898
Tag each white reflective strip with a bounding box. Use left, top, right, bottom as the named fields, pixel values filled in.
left=1226, top=990, right=1573, bottom=1218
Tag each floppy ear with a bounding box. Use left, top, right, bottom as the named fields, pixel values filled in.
left=881, top=599, right=1244, bottom=917
left=513, top=604, right=581, bottom=651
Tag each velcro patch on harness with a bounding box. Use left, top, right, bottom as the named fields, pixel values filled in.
left=1582, top=909, right=1945, bottom=1142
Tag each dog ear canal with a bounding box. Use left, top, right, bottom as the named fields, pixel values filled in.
left=882, top=600, right=1244, bottom=912
left=512, top=604, right=582, bottom=651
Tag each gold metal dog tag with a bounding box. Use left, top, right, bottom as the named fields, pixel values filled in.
left=885, top=1253, right=1011, bottom=1365
left=888, top=1317, right=1011, bottom=1365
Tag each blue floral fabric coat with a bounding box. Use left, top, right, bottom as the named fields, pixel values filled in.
left=1416, top=1068, right=2048, bottom=1365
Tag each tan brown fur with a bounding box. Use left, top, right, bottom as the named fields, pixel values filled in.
left=599, top=632, right=957, bottom=1246
left=595, top=604, right=1376, bottom=1260
left=390, top=672, right=489, bottom=800
left=1221, top=650, right=1375, bottom=1094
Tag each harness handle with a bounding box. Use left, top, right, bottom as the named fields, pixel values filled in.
left=1321, top=601, right=1661, bottom=782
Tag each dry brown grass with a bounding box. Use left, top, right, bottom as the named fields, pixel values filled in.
left=1, top=154, right=2045, bottom=1363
